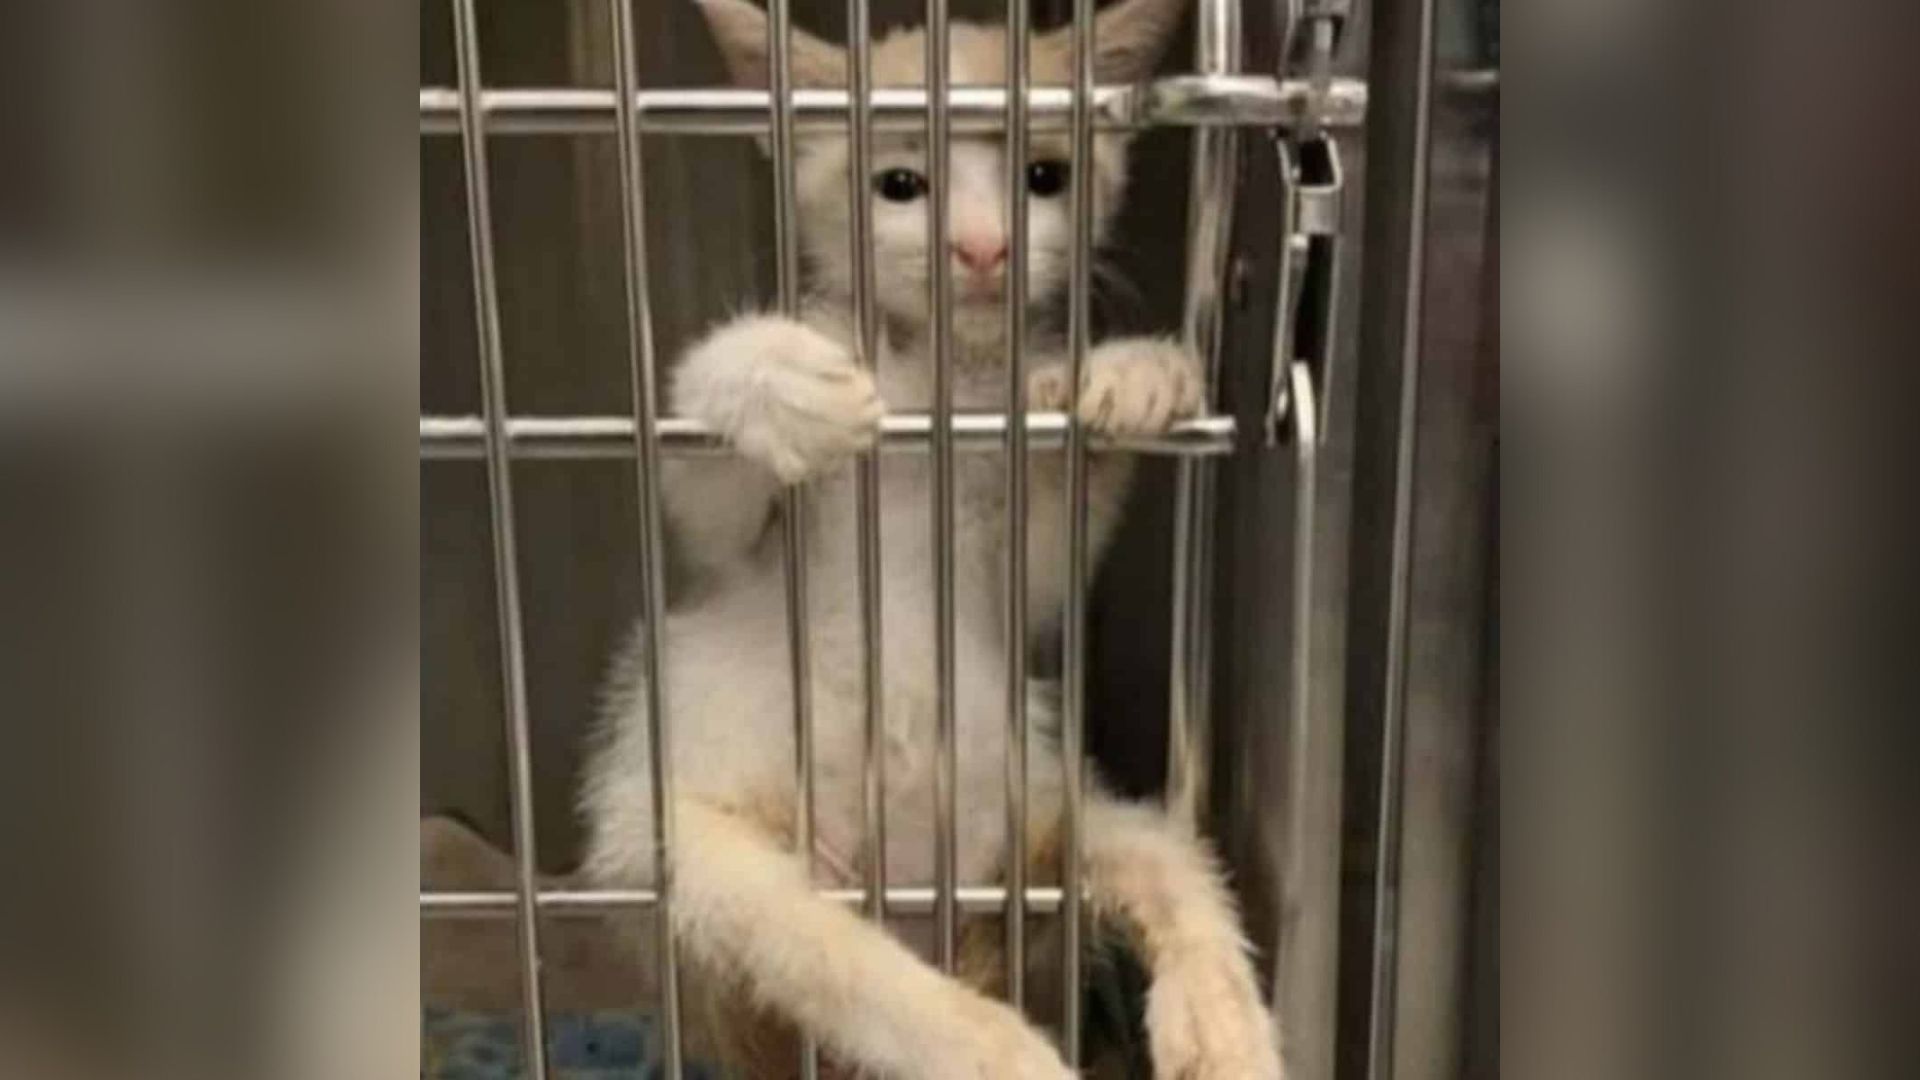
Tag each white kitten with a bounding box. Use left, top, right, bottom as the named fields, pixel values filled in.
left=580, top=2, right=1281, bottom=1077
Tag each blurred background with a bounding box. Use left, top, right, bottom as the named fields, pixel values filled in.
left=16, top=0, right=1920, bottom=1077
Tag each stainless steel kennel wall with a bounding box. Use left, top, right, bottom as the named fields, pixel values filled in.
left=420, top=1, right=1496, bottom=1078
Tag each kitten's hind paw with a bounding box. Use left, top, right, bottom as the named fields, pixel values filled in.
left=715, top=318, right=884, bottom=483
left=936, top=994, right=1077, bottom=1080
left=1145, top=953, right=1284, bottom=1080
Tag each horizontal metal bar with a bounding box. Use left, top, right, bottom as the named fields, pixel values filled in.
left=417, top=75, right=1365, bottom=137
left=421, top=885, right=1067, bottom=918
left=420, top=413, right=1237, bottom=459
left=1438, top=68, right=1500, bottom=95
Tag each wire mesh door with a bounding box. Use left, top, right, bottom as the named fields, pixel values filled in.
left=420, top=1, right=1367, bottom=1077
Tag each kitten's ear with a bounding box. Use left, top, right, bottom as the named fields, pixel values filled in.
left=1039, top=0, right=1191, bottom=84
left=697, top=0, right=846, bottom=89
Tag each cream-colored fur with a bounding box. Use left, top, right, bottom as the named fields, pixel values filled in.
left=580, top=2, right=1280, bottom=1077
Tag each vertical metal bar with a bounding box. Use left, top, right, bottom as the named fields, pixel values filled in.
left=768, top=7, right=804, bottom=310
left=1002, top=0, right=1033, bottom=1013
left=1267, top=137, right=1304, bottom=445
left=845, top=0, right=888, bottom=929
left=844, top=0, right=889, bottom=928
left=1283, top=365, right=1319, bottom=885
left=1367, top=1, right=1438, bottom=1078
left=925, top=0, right=959, bottom=977
left=1267, top=130, right=1349, bottom=1080
left=1308, top=11, right=1339, bottom=95
left=1278, top=0, right=1306, bottom=67
left=1062, top=0, right=1097, bottom=1063
left=1317, top=210, right=1345, bottom=439
left=765, top=4, right=818, bottom=1075
left=449, top=3, right=550, bottom=1078
left=1167, top=0, right=1242, bottom=827
left=1164, top=473, right=1202, bottom=824
left=606, top=0, right=683, bottom=1074
left=1299, top=15, right=1344, bottom=440
left=1277, top=358, right=1333, bottom=1080
left=767, top=1, right=811, bottom=861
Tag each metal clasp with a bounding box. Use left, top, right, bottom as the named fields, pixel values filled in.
left=1267, top=132, right=1345, bottom=444
left=1282, top=0, right=1352, bottom=80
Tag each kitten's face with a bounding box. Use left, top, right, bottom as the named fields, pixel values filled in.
left=699, top=0, right=1186, bottom=341
left=794, top=25, right=1130, bottom=341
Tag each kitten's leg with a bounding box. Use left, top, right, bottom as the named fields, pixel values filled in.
left=663, top=314, right=883, bottom=569
left=662, top=456, right=781, bottom=573
left=1025, top=341, right=1268, bottom=1077
left=1083, top=789, right=1284, bottom=1080
left=670, top=798, right=1076, bottom=1080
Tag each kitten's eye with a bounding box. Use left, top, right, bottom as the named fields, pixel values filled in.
left=873, top=168, right=928, bottom=202
left=1026, top=159, right=1069, bottom=197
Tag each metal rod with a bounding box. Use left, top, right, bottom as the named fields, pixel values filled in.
left=1166, top=495, right=1197, bottom=822
left=1062, top=0, right=1096, bottom=1063
left=1268, top=138, right=1306, bottom=444
left=1183, top=0, right=1249, bottom=828
left=1307, top=11, right=1338, bottom=97
left=1276, top=360, right=1337, bottom=1080
left=416, top=76, right=1368, bottom=136
left=420, top=412, right=1237, bottom=458
left=420, top=885, right=1070, bottom=918
left=1166, top=0, right=1244, bottom=828
left=1002, top=0, right=1032, bottom=1015
left=1266, top=140, right=1334, bottom=1080
left=846, top=0, right=889, bottom=929
left=449, top=3, right=549, bottom=1077
left=768, top=4, right=802, bottom=310
left=926, top=0, right=959, bottom=979
left=1279, top=0, right=1306, bottom=69
left=1368, top=0, right=1438, bottom=1078
left=606, top=0, right=684, bottom=1073
left=1437, top=68, right=1500, bottom=95
left=1317, top=175, right=1345, bottom=439
left=765, top=6, right=818, bottom=1076
left=1165, top=459, right=1224, bottom=823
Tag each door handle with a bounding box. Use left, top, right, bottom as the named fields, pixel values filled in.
left=1268, top=132, right=1345, bottom=445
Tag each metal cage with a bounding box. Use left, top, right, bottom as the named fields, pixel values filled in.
left=420, top=0, right=1494, bottom=1078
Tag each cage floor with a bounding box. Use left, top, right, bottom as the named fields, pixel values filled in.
left=423, top=1007, right=728, bottom=1080
left=421, top=819, right=1151, bottom=1077
left=422, top=951, right=1149, bottom=1080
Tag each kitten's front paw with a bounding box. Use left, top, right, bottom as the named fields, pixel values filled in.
left=1028, top=339, right=1205, bottom=437
left=723, top=319, right=884, bottom=483
left=1145, top=952, right=1284, bottom=1080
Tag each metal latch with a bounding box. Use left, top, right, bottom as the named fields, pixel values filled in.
left=1267, top=132, right=1345, bottom=444
left=1283, top=0, right=1352, bottom=78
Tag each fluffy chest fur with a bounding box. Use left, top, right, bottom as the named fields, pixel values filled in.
left=679, top=318, right=1072, bottom=889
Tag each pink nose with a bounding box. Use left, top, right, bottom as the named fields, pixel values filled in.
left=952, top=236, right=1008, bottom=275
